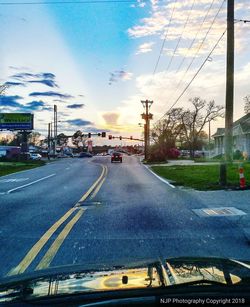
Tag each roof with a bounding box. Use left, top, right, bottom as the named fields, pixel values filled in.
left=213, top=113, right=250, bottom=137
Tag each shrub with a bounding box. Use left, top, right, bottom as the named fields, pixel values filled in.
left=233, top=150, right=243, bottom=160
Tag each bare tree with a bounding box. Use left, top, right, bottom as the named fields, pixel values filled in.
left=244, top=95, right=250, bottom=114
left=181, top=97, right=224, bottom=157
left=151, top=108, right=184, bottom=148
left=0, top=84, right=9, bottom=95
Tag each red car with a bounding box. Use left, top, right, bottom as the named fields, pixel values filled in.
left=111, top=152, right=122, bottom=163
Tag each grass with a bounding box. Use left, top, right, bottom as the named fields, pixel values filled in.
left=0, top=160, right=46, bottom=177
left=151, top=163, right=250, bottom=190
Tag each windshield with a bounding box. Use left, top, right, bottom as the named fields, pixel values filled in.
left=0, top=0, right=250, bottom=303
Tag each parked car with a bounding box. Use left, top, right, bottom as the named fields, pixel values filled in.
left=30, top=153, right=42, bottom=160
left=78, top=152, right=93, bottom=158
left=111, top=152, right=122, bottom=163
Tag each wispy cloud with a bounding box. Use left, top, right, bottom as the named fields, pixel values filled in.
left=4, top=81, right=25, bottom=87
left=67, top=119, right=93, bottom=126
left=27, top=79, right=58, bottom=88
left=7, top=71, right=58, bottom=88
left=109, top=70, right=133, bottom=85
left=67, top=103, right=85, bottom=109
left=29, top=91, right=73, bottom=99
left=0, top=95, right=23, bottom=108
left=11, top=72, right=56, bottom=81
left=136, top=42, right=155, bottom=54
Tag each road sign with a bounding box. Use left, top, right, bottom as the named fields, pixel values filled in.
left=0, top=113, right=34, bottom=130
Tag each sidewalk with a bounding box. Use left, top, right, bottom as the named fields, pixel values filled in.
left=147, top=160, right=220, bottom=167
left=186, top=188, right=250, bottom=241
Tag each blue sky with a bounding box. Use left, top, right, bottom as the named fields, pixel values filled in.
left=1, top=0, right=250, bottom=143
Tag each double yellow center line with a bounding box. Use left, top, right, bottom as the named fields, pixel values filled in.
left=8, top=164, right=108, bottom=276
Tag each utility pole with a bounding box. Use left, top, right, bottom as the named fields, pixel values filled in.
left=53, top=104, right=57, bottom=156
left=48, top=123, right=51, bottom=159
left=220, top=0, right=234, bottom=185
left=141, top=100, right=153, bottom=160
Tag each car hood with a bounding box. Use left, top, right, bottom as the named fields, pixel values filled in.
left=0, top=257, right=250, bottom=302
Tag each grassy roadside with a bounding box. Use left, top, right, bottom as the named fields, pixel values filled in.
left=0, top=160, right=46, bottom=177
left=151, top=163, right=250, bottom=190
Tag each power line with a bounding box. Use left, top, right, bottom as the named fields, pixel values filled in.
left=175, top=0, right=216, bottom=75
left=0, top=0, right=138, bottom=5
left=165, top=0, right=196, bottom=73
left=157, top=29, right=226, bottom=122
left=152, top=0, right=177, bottom=75
left=166, top=0, right=225, bottom=107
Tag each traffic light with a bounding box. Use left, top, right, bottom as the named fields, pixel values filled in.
left=101, top=132, right=106, bottom=138
left=88, top=133, right=91, bottom=138
left=119, top=136, right=122, bottom=140
left=108, top=135, right=112, bottom=140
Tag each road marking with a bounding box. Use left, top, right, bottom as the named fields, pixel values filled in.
left=7, top=163, right=106, bottom=275
left=142, top=164, right=175, bottom=189
left=90, top=166, right=108, bottom=199
left=7, top=174, right=56, bottom=194
left=74, top=164, right=105, bottom=206
left=7, top=208, right=76, bottom=276
left=36, top=209, right=84, bottom=270
left=0, top=178, right=29, bottom=183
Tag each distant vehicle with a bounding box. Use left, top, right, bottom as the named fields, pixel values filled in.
left=111, top=152, right=122, bottom=163
left=30, top=153, right=42, bottom=160
left=79, top=152, right=93, bottom=158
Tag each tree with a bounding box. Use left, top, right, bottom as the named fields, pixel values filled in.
left=72, top=130, right=84, bottom=148
left=57, top=133, right=68, bottom=146
left=152, top=108, right=184, bottom=148
left=150, top=108, right=184, bottom=161
left=181, top=97, right=224, bottom=157
left=244, top=95, right=250, bottom=114
left=0, top=84, right=8, bottom=95
left=28, top=132, right=41, bottom=146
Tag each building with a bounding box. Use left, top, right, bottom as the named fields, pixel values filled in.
left=213, top=113, right=250, bottom=158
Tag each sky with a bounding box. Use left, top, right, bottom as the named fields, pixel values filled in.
left=0, top=0, right=250, bottom=145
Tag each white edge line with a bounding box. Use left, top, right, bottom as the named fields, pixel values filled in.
left=142, top=163, right=175, bottom=189
left=7, top=174, right=56, bottom=194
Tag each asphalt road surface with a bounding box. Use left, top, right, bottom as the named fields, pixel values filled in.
left=0, top=155, right=249, bottom=278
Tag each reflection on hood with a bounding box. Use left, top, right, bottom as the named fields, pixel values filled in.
left=0, top=257, right=250, bottom=303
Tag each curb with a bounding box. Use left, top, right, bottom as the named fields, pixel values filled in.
left=142, top=163, right=175, bottom=189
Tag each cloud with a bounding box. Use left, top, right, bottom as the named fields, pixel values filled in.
left=28, top=79, right=58, bottom=88
left=131, top=0, right=146, bottom=8
left=109, top=70, right=133, bottom=85
left=66, top=119, right=93, bottom=126
left=136, top=42, right=155, bottom=54
left=102, top=112, right=120, bottom=125
left=9, top=71, right=58, bottom=88
left=0, top=95, right=23, bottom=108
left=4, top=81, right=26, bottom=87
left=24, top=100, right=53, bottom=111
left=29, top=91, right=73, bottom=99
left=12, top=72, right=56, bottom=81
left=67, top=103, right=85, bottom=109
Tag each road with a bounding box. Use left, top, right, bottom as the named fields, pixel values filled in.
left=0, top=155, right=249, bottom=278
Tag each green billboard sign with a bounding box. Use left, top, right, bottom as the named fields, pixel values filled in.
left=0, top=113, right=34, bottom=130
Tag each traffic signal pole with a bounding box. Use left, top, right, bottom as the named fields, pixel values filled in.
left=220, top=0, right=234, bottom=185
